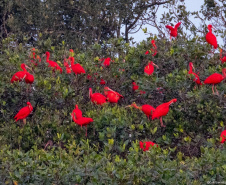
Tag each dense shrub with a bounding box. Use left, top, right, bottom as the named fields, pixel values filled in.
left=0, top=34, right=226, bottom=183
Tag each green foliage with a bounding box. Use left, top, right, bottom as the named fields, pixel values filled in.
left=0, top=22, right=226, bottom=183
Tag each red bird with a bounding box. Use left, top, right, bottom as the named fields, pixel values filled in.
left=152, top=99, right=177, bottom=127
left=71, top=104, right=83, bottom=121
left=204, top=68, right=226, bottom=95
left=132, top=81, right=139, bottom=91
left=220, top=130, right=226, bottom=143
left=145, top=40, right=157, bottom=56
left=220, top=49, right=226, bottom=64
left=14, top=102, right=33, bottom=125
left=188, top=62, right=202, bottom=86
left=45, top=51, right=63, bottom=74
left=151, top=40, right=157, bottom=56
left=132, top=81, right=146, bottom=94
left=63, top=59, right=72, bottom=74
left=87, top=74, right=92, bottom=80
left=89, top=88, right=107, bottom=105
left=165, top=22, right=181, bottom=39
left=127, top=103, right=155, bottom=120
left=140, top=141, right=158, bottom=151
left=30, top=48, right=41, bottom=66
left=104, top=87, right=123, bottom=103
left=73, top=117, right=93, bottom=137
left=69, top=57, right=86, bottom=75
left=102, top=57, right=111, bottom=67
left=11, top=63, right=34, bottom=85
left=144, top=61, right=159, bottom=76
left=188, top=62, right=195, bottom=75
left=100, top=79, right=106, bottom=85
left=206, top=24, right=217, bottom=50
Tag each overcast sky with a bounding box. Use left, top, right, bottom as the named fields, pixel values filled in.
left=130, top=0, right=224, bottom=47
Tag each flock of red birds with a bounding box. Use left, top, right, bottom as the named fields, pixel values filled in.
left=11, top=23, right=226, bottom=151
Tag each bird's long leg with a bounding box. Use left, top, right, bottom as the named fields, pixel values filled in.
left=52, top=71, right=55, bottom=78
left=212, top=85, right=215, bottom=95
left=23, top=119, right=26, bottom=125
left=85, top=126, right=87, bottom=137
left=26, top=84, right=29, bottom=99
left=215, top=85, right=219, bottom=96
left=160, top=117, right=166, bottom=127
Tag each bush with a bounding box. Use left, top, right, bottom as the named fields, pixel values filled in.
left=0, top=35, right=226, bottom=183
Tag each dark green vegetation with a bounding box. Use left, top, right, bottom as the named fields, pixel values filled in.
left=0, top=0, right=226, bottom=184
left=0, top=34, right=226, bottom=184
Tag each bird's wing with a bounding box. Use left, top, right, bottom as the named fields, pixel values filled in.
left=165, top=25, right=173, bottom=30
left=15, top=107, right=30, bottom=119
left=106, top=87, right=123, bottom=98
left=175, top=22, right=181, bottom=29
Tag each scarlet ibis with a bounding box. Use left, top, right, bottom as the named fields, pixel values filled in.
left=71, top=104, right=83, bottom=121
left=151, top=40, right=157, bottom=56
left=100, top=79, right=106, bottom=85
left=140, top=141, right=158, bottom=151
left=30, top=48, right=37, bottom=66
left=204, top=68, right=226, bottom=95
left=145, top=40, right=157, bottom=56
left=127, top=103, right=155, bottom=120
left=11, top=63, right=34, bottom=85
left=220, top=130, right=226, bottom=143
left=220, top=49, right=226, bottom=64
left=69, top=57, right=86, bottom=75
left=132, top=81, right=146, bottom=94
left=89, top=88, right=107, bottom=105
left=45, top=51, right=63, bottom=74
left=144, top=61, right=159, bottom=76
left=104, top=87, right=123, bottom=103
left=206, top=24, right=217, bottom=50
left=152, top=99, right=177, bottom=127
left=87, top=74, right=92, bottom=80
left=14, top=102, right=33, bottom=125
left=188, top=62, right=202, bottom=86
left=132, top=81, right=139, bottom=91
left=165, top=22, right=181, bottom=39
left=102, top=57, right=111, bottom=67
left=63, top=59, right=72, bottom=74
left=73, top=117, right=93, bottom=137
left=30, top=48, right=41, bottom=66
left=188, top=62, right=195, bottom=74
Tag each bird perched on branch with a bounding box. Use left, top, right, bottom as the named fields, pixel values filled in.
left=72, top=116, right=93, bottom=137
left=152, top=99, right=177, bottom=127
left=126, top=103, right=155, bottom=120
left=139, top=141, right=158, bottom=151
left=71, top=104, right=83, bottom=120
left=14, top=102, right=33, bottom=125
left=204, top=68, right=226, bottom=95
left=11, top=63, right=34, bottom=84
left=188, top=62, right=202, bottom=86
left=144, top=61, right=159, bottom=76
left=206, top=24, right=218, bottom=50
left=45, top=51, right=63, bottom=74
left=89, top=88, right=107, bottom=105
left=104, top=86, right=123, bottom=103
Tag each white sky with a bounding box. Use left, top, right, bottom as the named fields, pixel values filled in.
left=130, top=0, right=224, bottom=47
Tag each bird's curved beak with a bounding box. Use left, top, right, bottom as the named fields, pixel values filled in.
left=191, top=64, right=195, bottom=72
left=153, top=62, right=159, bottom=69
left=25, top=65, right=34, bottom=74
